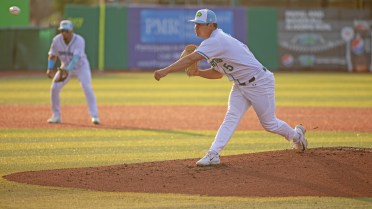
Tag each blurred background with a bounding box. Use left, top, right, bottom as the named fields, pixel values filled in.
left=0, top=0, right=371, bottom=72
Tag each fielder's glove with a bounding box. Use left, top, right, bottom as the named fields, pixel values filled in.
left=180, top=44, right=199, bottom=76
left=54, top=68, right=69, bottom=82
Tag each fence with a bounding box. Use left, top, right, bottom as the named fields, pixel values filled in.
left=0, top=5, right=371, bottom=72
left=0, top=27, right=55, bottom=70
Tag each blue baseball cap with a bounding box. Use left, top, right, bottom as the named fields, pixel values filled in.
left=189, top=9, right=217, bottom=24
left=58, top=20, right=73, bottom=31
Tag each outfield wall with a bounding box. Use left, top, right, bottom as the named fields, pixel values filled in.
left=64, top=5, right=372, bottom=72
left=0, top=0, right=30, bottom=27
left=278, top=9, right=372, bottom=72
left=0, top=27, right=55, bottom=70
left=0, top=5, right=371, bottom=72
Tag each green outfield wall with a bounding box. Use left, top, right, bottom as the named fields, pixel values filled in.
left=0, top=0, right=30, bottom=27
left=0, top=0, right=49, bottom=71
left=247, top=8, right=279, bottom=70
left=64, top=5, right=100, bottom=70
left=103, top=6, right=129, bottom=69
left=0, top=4, right=370, bottom=72
left=0, top=27, right=55, bottom=70
left=64, top=5, right=129, bottom=70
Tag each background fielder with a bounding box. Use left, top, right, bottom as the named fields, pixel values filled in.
left=154, top=9, right=308, bottom=166
left=46, top=20, right=100, bottom=125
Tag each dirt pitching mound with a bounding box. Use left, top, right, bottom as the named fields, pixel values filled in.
left=5, top=147, right=372, bottom=197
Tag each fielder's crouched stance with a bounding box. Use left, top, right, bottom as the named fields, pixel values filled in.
left=154, top=9, right=308, bottom=166
left=46, top=20, right=100, bottom=125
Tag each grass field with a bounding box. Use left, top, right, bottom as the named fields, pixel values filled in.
left=1, top=72, right=372, bottom=209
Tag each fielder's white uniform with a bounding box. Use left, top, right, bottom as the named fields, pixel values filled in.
left=196, top=28, right=298, bottom=154
left=48, top=33, right=99, bottom=119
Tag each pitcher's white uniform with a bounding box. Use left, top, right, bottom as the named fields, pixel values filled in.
left=154, top=9, right=307, bottom=166
left=196, top=28, right=298, bottom=154
left=48, top=33, right=99, bottom=122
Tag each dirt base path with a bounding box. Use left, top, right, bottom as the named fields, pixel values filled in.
left=2, top=104, right=372, bottom=197
left=1, top=105, right=372, bottom=132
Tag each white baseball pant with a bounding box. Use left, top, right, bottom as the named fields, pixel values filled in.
left=210, top=72, right=298, bottom=154
left=50, top=66, right=98, bottom=118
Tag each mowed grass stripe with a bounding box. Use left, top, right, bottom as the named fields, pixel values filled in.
left=1, top=152, right=195, bottom=166
left=0, top=129, right=211, bottom=143
left=1, top=129, right=371, bottom=167
left=1, top=72, right=372, bottom=106
left=2, top=129, right=371, bottom=147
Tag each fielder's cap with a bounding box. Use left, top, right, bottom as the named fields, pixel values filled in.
left=58, top=20, right=73, bottom=31
left=188, top=9, right=217, bottom=24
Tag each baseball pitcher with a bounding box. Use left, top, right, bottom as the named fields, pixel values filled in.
left=154, top=9, right=308, bottom=166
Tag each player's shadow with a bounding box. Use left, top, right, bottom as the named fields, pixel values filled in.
left=57, top=122, right=208, bottom=137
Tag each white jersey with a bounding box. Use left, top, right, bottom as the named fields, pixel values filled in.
left=48, top=33, right=89, bottom=70
left=48, top=32, right=98, bottom=120
left=196, top=29, right=266, bottom=83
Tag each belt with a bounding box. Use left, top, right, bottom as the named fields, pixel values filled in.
left=238, top=67, right=267, bottom=86
left=238, top=77, right=255, bottom=86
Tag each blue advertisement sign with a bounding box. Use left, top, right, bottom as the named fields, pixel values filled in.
left=140, top=10, right=233, bottom=43
left=128, top=6, right=246, bottom=69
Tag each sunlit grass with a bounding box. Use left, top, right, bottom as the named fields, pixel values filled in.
left=1, top=72, right=372, bottom=107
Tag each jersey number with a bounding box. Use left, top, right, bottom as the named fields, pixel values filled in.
left=223, top=63, right=234, bottom=71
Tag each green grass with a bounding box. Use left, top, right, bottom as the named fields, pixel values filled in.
left=1, top=72, right=372, bottom=107
left=0, top=72, right=372, bottom=209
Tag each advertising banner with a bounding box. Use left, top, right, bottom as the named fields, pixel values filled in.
left=128, top=6, right=246, bottom=69
left=278, top=9, right=372, bottom=72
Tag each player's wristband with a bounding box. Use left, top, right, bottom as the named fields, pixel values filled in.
left=47, top=59, right=55, bottom=70
left=66, top=55, right=80, bottom=71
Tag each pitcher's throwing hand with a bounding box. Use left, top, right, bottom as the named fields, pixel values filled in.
left=154, top=69, right=168, bottom=81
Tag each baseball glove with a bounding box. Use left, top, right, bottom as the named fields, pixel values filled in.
left=54, top=68, right=69, bottom=82
left=180, top=44, right=198, bottom=76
